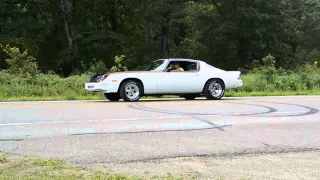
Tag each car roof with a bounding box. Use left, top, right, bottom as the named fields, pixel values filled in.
left=159, top=58, right=202, bottom=62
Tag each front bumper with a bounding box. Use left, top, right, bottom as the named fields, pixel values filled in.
left=85, top=83, right=108, bottom=92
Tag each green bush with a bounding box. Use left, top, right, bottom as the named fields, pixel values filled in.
left=110, top=55, right=128, bottom=72
left=232, top=54, right=320, bottom=93
left=0, top=71, right=92, bottom=98
left=0, top=44, right=39, bottom=76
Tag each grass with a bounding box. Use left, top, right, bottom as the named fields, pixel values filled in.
left=225, top=90, right=320, bottom=97
left=0, top=153, right=183, bottom=180
left=0, top=64, right=319, bottom=102
left=2, top=151, right=319, bottom=180
left=0, top=154, right=8, bottom=164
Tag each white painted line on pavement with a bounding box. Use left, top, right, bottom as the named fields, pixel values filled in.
left=0, top=115, right=222, bottom=127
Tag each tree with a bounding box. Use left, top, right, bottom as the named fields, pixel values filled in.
left=0, top=44, right=38, bottom=76
left=110, top=55, right=128, bottom=72
left=1, top=0, right=320, bottom=75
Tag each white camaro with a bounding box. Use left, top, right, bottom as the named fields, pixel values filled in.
left=85, top=58, right=243, bottom=102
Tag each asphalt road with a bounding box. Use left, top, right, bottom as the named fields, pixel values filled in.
left=0, top=96, right=319, bottom=164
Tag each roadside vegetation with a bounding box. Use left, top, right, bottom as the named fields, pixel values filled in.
left=1, top=151, right=319, bottom=180
left=0, top=48, right=319, bottom=101
left=0, top=47, right=320, bottom=101
left=0, top=153, right=184, bottom=180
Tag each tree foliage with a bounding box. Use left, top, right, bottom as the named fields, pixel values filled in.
left=0, top=44, right=38, bottom=76
left=0, top=0, right=320, bottom=76
left=111, top=55, right=128, bottom=72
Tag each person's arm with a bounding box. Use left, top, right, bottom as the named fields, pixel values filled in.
left=166, top=64, right=175, bottom=72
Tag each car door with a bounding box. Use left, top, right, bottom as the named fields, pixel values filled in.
left=157, top=61, right=201, bottom=93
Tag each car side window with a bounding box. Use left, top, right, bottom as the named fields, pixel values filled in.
left=185, top=62, right=198, bottom=71
left=164, top=61, right=180, bottom=72
left=165, top=61, right=199, bottom=72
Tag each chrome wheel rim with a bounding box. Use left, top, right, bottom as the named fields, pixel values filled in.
left=125, top=83, right=140, bottom=100
left=208, top=82, right=223, bottom=97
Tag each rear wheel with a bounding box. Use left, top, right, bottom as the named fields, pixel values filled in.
left=203, top=79, right=225, bottom=100
left=104, top=93, right=121, bottom=101
left=119, top=80, right=143, bottom=102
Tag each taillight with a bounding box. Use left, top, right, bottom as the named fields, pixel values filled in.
left=237, top=74, right=241, bottom=80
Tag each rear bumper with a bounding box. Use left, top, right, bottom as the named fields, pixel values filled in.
left=233, top=80, right=243, bottom=88
left=85, top=83, right=108, bottom=92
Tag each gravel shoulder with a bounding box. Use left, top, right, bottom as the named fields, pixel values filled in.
left=2, top=150, right=319, bottom=180
left=86, top=150, right=320, bottom=180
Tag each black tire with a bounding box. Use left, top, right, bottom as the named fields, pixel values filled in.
left=119, top=80, right=143, bottom=102
left=180, top=94, right=197, bottom=100
left=203, top=79, right=225, bottom=100
left=104, top=93, right=121, bottom=101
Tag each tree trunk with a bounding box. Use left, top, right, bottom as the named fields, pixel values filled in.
left=109, top=1, right=117, bottom=32
left=0, top=22, right=2, bottom=69
left=144, top=16, right=150, bottom=43
left=51, top=0, right=59, bottom=38
left=59, top=0, right=79, bottom=70
left=143, top=0, right=150, bottom=43
left=0, top=47, right=2, bottom=70
left=161, top=14, right=170, bottom=58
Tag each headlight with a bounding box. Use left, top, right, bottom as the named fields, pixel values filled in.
left=87, top=73, right=109, bottom=82
left=96, top=75, right=103, bottom=82
left=97, top=74, right=109, bottom=82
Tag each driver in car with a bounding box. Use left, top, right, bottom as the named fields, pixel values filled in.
left=167, top=62, right=184, bottom=72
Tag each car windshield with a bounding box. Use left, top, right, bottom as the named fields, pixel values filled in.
left=144, top=60, right=166, bottom=71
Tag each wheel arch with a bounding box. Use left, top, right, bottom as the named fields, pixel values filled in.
left=117, top=78, right=145, bottom=94
left=202, top=78, right=225, bottom=93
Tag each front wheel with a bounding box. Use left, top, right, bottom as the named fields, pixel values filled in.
left=104, top=93, right=121, bottom=101
left=203, top=79, right=225, bottom=100
left=119, top=80, right=143, bottom=102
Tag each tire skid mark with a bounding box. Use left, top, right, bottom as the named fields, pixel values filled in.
left=221, top=102, right=278, bottom=116
left=128, top=102, right=276, bottom=131
left=67, top=125, right=232, bottom=136
left=129, top=101, right=319, bottom=117
left=191, top=116, right=229, bottom=131
left=129, top=102, right=277, bottom=117
left=128, top=104, right=230, bottom=131
left=255, top=101, right=319, bottom=117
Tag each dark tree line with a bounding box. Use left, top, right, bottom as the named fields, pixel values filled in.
left=1, top=0, right=320, bottom=76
